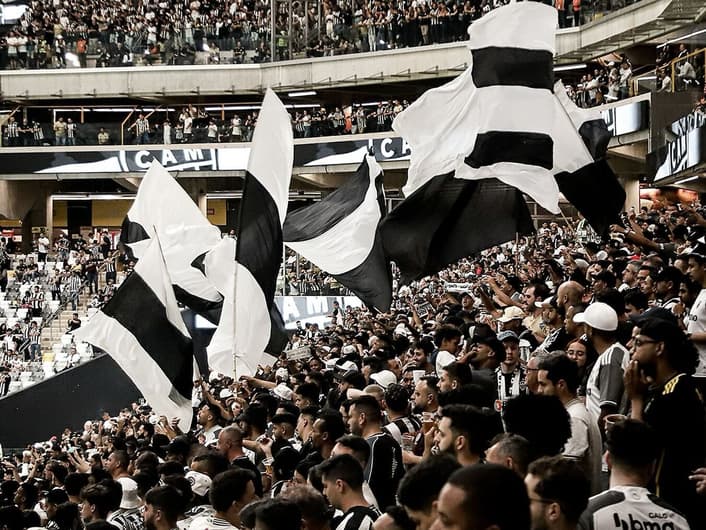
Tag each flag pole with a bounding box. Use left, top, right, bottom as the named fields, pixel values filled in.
left=514, top=232, right=519, bottom=276
left=232, top=235, right=238, bottom=380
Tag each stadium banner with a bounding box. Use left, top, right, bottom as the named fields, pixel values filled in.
left=275, top=295, right=364, bottom=329
left=647, top=124, right=706, bottom=183
left=0, top=137, right=411, bottom=175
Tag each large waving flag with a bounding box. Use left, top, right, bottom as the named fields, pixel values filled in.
left=283, top=155, right=392, bottom=312
left=202, top=237, right=288, bottom=375
left=75, top=238, right=195, bottom=429
left=554, top=81, right=625, bottom=237
left=383, top=1, right=624, bottom=282
left=209, top=89, right=293, bottom=377
left=120, top=161, right=223, bottom=318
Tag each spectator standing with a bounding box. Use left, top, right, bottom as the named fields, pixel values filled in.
left=76, top=36, right=88, bottom=68
left=66, top=118, right=77, bottom=146
left=54, top=117, right=67, bottom=146
left=97, top=128, right=110, bottom=145
left=130, top=114, right=151, bottom=145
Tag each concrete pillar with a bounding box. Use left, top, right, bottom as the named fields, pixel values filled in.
left=46, top=194, right=54, bottom=240
left=182, top=178, right=207, bottom=216
left=621, top=176, right=640, bottom=213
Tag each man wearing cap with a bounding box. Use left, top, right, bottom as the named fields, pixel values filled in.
left=686, top=244, right=706, bottom=395
left=496, top=331, right=527, bottom=408
left=109, top=477, right=144, bottom=530
left=573, top=302, right=630, bottom=432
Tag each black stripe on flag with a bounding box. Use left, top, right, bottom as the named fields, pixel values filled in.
left=119, top=217, right=150, bottom=260
left=267, top=305, right=289, bottom=354
left=334, top=231, right=392, bottom=311
left=236, top=171, right=283, bottom=305
left=464, top=131, right=553, bottom=170
left=578, top=119, right=611, bottom=161
left=102, top=272, right=193, bottom=401
left=471, top=47, right=554, bottom=90
left=554, top=159, right=624, bottom=238
left=381, top=173, right=535, bottom=283
left=283, top=160, right=371, bottom=242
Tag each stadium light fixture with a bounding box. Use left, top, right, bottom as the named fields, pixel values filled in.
left=553, top=63, right=587, bottom=72
left=657, top=28, right=706, bottom=48
left=287, top=90, right=317, bottom=97
left=675, top=176, right=699, bottom=185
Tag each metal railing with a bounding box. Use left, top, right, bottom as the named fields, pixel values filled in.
left=667, top=47, right=705, bottom=92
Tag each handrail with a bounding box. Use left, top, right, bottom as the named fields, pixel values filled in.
left=666, top=47, right=706, bottom=93
left=120, top=108, right=136, bottom=146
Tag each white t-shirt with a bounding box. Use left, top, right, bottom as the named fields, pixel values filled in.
left=435, top=350, right=456, bottom=374
left=686, top=288, right=706, bottom=378
left=585, top=342, right=630, bottom=421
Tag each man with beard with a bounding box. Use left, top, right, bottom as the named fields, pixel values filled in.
left=143, top=486, right=185, bottom=530
left=525, top=456, right=589, bottom=530
left=434, top=404, right=490, bottom=466
left=347, top=396, right=404, bottom=511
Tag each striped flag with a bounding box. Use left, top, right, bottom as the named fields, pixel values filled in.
left=202, top=237, right=288, bottom=376
left=283, top=155, right=392, bottom=311
left=74, top=238, right=195, bottom=429
left=383, top=2, right=624, bottom=282
left=210, top=89, right=293, bottom=377
left=120, top=161, right=223, bottom=318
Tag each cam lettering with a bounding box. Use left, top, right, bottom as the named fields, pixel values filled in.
left=613, top=513, right=675, bottom=530
left=184, top=149, right=205, bottom=161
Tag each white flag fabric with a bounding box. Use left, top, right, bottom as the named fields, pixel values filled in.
left=120, top=161, right=223, bottom=311
left=394, top=2, right=595, bottom=214
left=74, top=238, right=195, bottom=430
left=283, top=155, right=392, bottom=311
left=212, top=88, right=293, bottom=377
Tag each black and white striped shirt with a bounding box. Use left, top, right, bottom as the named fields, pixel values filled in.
left=335, top=506, right=380, bottom=530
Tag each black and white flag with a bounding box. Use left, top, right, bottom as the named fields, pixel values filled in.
left=120, top=161, right=223, bottom=318
left=382, top=2, right=624, bottom=282
left=209, top=89, right=293, bottom=377
left=75, top=238, right=195, bottom=429
left=283, top=155, right=392, bottom=311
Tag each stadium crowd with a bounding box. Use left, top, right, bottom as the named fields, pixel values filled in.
left=2, top=197, right=706, bottom=530
left=0, top=0, right=641, bottom=70
left=3, top=74, right=641, bottom=149
left=0, top=231, right=119, bottom=396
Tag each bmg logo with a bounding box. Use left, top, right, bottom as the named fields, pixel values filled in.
left=613, top=513, right=675, bottom=530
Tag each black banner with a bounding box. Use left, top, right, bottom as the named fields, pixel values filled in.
left=0, top=354, right=140, bottom=449
left=647, top=125, right=706, bottom=183
left=0, top=137, right=411, bottom=175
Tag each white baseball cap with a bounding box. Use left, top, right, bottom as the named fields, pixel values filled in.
left=370, top=370, right=397, bottom=389
left=185, top=470, right=212, bottom=497
left=572, top=302, right=618, bottom=331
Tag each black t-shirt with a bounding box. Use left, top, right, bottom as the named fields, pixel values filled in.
left=364, top=432, right=404, bottom=510
left=643, top=373, right=706, bottom=528
left=230, top=455, right=263, bottom=497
